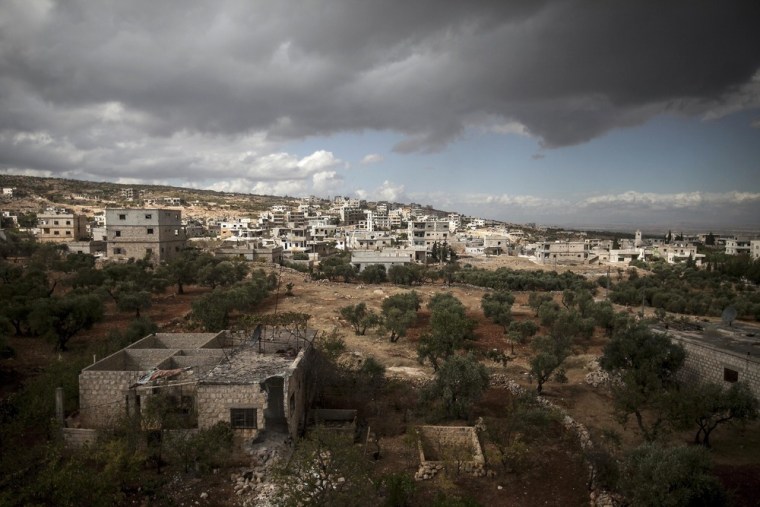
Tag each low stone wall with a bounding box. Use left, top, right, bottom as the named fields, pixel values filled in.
left=62, top=428, right=98, bottom=447
left=672, top=336, right=760, bottom=398
left=490, top=373, right=621, bottom=507
left=415, top=426, right=486, bottom=480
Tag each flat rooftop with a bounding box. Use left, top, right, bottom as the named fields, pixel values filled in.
left=654, top=321, right=760, bottom=361
left=82, top=329, right=315, bottom=384
left=199, top=329, right=316, bottom=385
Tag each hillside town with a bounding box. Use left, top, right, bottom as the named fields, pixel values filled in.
left=2, top=183, right=757, bottom=269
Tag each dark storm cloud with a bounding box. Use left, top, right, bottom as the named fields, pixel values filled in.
left=1, top=0, right=759, bottom=178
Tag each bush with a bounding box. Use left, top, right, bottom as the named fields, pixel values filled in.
left=381, top=472, right=416, bottom=507
left=618, top=443, right=726, bottom=507
left=360, top=264, right=387, bottom=284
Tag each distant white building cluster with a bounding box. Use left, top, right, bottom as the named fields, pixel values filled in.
left=1, top=185, right=759, bottom=269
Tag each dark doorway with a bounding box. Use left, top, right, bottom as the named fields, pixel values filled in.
left=262, top=377, right=286, bottom=432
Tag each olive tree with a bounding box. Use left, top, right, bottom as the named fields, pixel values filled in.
left=381, top=292, right=420, bottom=343
left=28, top=294, right=104, bottom=351
left=668, top=381, right=758, bottom=448
left=339, top=302, right=380, bottom=336
left=600, top=323, right=685, bottom=441
left=529, top=334, right=570, bottom=394
left=481, top=290, right=515, bottom=332
left=423, top=354, right=489, bottom=419
left=417, top=293, right=475, bottom=370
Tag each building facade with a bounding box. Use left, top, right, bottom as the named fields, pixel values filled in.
left=37, top=212, right=88, bottom=243
left=106, top=208, right=186, bottom=263
left=751, top=240, right=760, bottom=261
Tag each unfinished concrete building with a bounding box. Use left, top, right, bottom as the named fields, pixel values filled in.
left=105, top=208, right=186, bottom=263
left=37, top=212, right=89, bottom=243
left=77, top=329, right=317, bottom=448
left=537, top=240, right=593, bottom=264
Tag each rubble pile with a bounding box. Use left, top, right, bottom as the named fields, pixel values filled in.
left=583, top=358, right=622, bottom=388
left=231, top=442, right=290, bottom=507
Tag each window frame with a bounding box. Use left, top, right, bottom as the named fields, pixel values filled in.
left=724, top=368, right=739, bottom=383
left=230, top=408, right=257, bottom=429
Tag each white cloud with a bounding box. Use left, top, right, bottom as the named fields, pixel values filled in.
left=578, top=191, right=760, bottom=210
left=297, top=150, right=341, bottom=172
left=376, top=180, right=406, bottom=202
left=360, top=153, right=384, bottom=164
left=459, top=193, right=560, bottom=208
left=484, top=194, right=557, bottom=207
left=312, top=170, right=343, bottom=193
left=250, top=180, right=308, bottom=197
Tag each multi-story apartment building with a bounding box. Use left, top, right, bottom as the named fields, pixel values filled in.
left=408, top=220, right=450, bottom=250
left=37, top=212, right=88, bottom=243
left=751, top=240, right=760, bottom=261
left=340, top=207, right=366, bottom=227
left=106, top=209, right=186, bottom=263
left=219, top=218, right=254, bottom=239
left=388, top=208, right=405, bottom=228
left=725, top=238, right=752, bottom=256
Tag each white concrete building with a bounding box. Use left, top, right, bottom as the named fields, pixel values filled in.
left=750, top=240, right=760, bottom=261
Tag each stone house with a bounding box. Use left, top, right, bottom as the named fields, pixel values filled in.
left=77, top=329, right=317, bottom=448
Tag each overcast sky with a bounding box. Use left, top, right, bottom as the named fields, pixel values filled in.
left=1, top=1, right=759, bottom=230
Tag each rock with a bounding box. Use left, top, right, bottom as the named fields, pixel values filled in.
left=497, top=485, right=503, bottom=490
left=200, top=492, right=208, bottom=499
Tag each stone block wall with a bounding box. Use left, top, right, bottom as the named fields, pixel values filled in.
left=285, top=346, right=316, bottom=440
left=79, top=370, right=143, bottom=427
left=196, top=383, right=267, bottom=442
left=673, top=336, right=760, bottom=398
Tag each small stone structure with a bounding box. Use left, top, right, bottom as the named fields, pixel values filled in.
left=415, top=426, right=486, bottom=480
left=311, top=409, right=358, bottom=440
